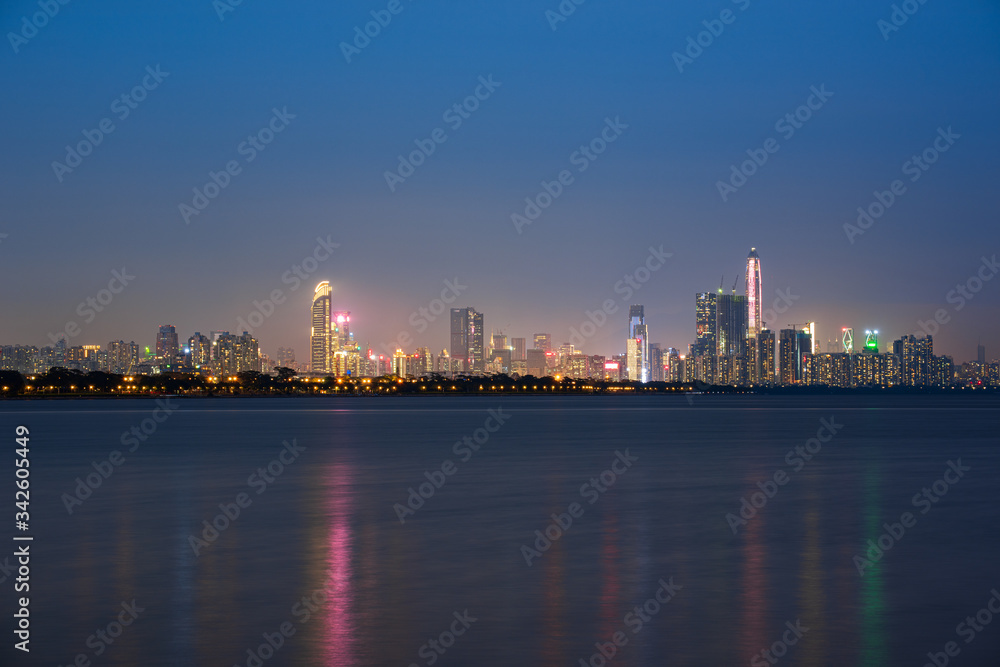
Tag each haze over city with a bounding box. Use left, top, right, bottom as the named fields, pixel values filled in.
left=2, top=0, right=999, bottom=362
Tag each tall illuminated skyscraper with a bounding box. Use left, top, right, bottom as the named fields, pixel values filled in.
left=533, top=333, right=551, bottom=353
left=628, top=305, right=649, bottom=382
left=310, top=281, right=332, bottom=373
left=746, top=248, right=762, bottom=338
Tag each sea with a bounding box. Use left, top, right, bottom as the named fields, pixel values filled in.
left=1, top=394, right=998, bottom=666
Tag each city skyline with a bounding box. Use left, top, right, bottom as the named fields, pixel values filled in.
left=4, top=246, right=997, bottom=367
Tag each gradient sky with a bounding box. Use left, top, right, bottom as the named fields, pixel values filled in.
left=2, top=0, right=999, bottom=362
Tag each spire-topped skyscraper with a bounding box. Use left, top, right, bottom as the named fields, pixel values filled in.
left=746, top=247, right=762, bottom=339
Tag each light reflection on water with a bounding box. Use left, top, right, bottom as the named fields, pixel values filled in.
left=4, top=395, right=999, bottom=666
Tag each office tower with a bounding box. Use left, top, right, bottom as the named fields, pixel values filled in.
left=451, top=307, right=484, bottom=373
left=803, top=322, right=817, bottom=354
left=625, top=337, right=643, bottom=381
left=156, top=325, right=179, bottom=359
left=526, top=349, right=546, bottom=377
left=864, top=330, right=879, bottom=353
left=332, top=311, right=351, bottom=351
left=693, top=292, right=717, bottom=378
left=746, top=248, right=763, bottom=338
left=648, top=343, right=664, bottom=382
left=511, top=337, right=526, bottom=361
left=628, top=305, right=649, bottom=382
left=716, top=294, right=747, bottom=385
left=311, top=282, right=332, bottom=374
left=188, top=333, right=211, bottom=369
left=977, top=343, right=985, bottom=365
left=757, top=330, right=776, bottom=385
left=533, top=334, right=551, bottom=353
left=276, top=347, right=296, bottom=369
left=666, top=347, right=680, bottom=382
left=491, top=333, right=508, bottom=351
left=842, top=328, right=854, bottom=354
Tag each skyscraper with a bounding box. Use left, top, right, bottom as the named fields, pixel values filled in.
left=779, top=329, right=798, bottom=385
left=693, top=292, right=717, bottom=378
left=757, top=330, right=776, bottom=385
left=511, top=337, right=526, bottom=361
left=533, top=334, right=551, bottom=353
left=311, top=281, right=332, bottom=374
left=156, top=325, right=179, bottom=359
left=978, top=343, right=986, bottom=365
left=451, top=307, right=484, bottom=373
left=746, top=248, right=762, bottom=338
left=628, top=305, right=649, bottom=382
left=716, top=294, right=747, bottom=385
left=332, top=311, right=351, bottom=351
left=626, top=337, right=644, bottom=382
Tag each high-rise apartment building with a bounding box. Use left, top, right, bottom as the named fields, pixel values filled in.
left=511, top=337, right=526, bottom=361
left=156, top=325, right=179, bottom=360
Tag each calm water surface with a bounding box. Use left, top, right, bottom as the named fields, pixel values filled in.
left=1, top=395, right=998, bottom=666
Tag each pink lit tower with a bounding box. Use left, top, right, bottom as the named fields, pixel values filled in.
left=746, top=248, right=762, bottom=338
